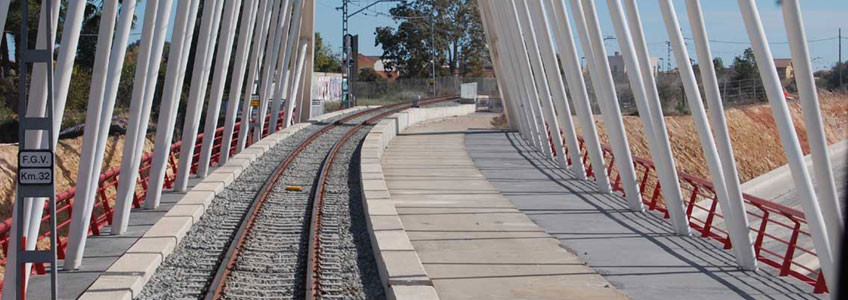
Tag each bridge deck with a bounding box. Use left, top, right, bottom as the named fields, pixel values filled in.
left=383, top=113, right=823, bottom=300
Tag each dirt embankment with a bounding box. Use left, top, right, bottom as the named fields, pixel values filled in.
left=0, top=135, right=154, bottom=220
left=587, top=91, right=848, bottom=182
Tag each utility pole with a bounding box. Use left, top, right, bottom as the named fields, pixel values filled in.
left=340, top=0, right=351, bottom=108
left=666, top=40, right=672, bottom=71
left=839, top=27, right=843, bottom=87
left=431, top=14, right=436, bottom=96
left=338, top=0, right=401, bottom=107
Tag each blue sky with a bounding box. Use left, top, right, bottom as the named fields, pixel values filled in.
left=137, top=0, right=848, bottom=71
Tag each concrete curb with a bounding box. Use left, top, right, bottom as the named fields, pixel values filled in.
left=360, top=104, right=476, bottom=300
left=79, top=106, right=373, bottom=300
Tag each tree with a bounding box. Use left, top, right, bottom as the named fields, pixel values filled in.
left=374, top=0, right=490, bottom=79
left=358, top=68, right=383, bottom=82
left=314, top=32, right=341, bottom=73
left=729, top=48, right=766, bottom=101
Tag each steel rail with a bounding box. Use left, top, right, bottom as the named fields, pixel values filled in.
left=206, top=96, right=456, bottom=299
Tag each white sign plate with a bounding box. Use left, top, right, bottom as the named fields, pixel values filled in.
left=19, top=150, right=53, bottom=168
left=19, top=168, right=53, bottom=185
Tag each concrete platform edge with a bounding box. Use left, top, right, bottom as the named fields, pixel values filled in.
left=79, top=106, right=373, bottom=300
left=360, top=104, right=475, bottom=300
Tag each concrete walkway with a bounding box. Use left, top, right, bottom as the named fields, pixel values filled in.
left=381, top=114, right=627, bottom=300
left=464, top=128, right=824, bottom=300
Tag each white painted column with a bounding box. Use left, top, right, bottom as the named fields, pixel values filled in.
left=113, top=0, right=174, bottom=235
left=527, top=1, right=586, bottom=177
left=737, top=0, right=835, bottom=289
left=145, top=0, right=202, bottom=209
left=658, top=0, right=756, bottom=264
left=237, top=0, right=275, bottom=152
left=544, top=0, right=611, bottom=193
left=197, top=0, right=247, bottom=177
left=254, top=0, right=286, bottom=140
left=496, top=3, right=547, bottom=153
left=63, top=0, right=125, bottom=270
left=174, top=0, right=226, bottom=192
left=684, top=0, right=756, bottom=270
left=288, top=43, right=310, bottom=125
left=605, top=0, right=685, bottom=227
left=781, top=0, right=843, bottom=260
left=478, top=0, right=528, bottom=136
left=514, top=0, right=566, bottom=166
left=219, top=0, right=263, bottom=164
left=270, top=1, right=298, bottom=133
left=283, top=0, right=309, bottom=128
left=570, top=0, right=643, bottom=210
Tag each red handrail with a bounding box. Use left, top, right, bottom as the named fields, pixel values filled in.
left=0, top=111, right=286, bottom=294
left=544, top=125, right=826, bottom=293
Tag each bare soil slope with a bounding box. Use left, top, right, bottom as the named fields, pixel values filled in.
left=589, top=91, right=847, bottom=182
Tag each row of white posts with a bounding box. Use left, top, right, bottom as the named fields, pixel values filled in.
left=1, top=0, right=316, bottom=297
left=476, top=0, right=842, bottom=295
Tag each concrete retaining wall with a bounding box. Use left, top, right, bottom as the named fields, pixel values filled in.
left=80, top=106, right=373, bottom=300
left=359, top=104, right=475, bottom=300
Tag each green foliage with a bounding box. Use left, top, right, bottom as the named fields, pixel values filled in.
left=357, top=68, right=383, bottom=82
left=729, top=48, right=766, bottom=101
left=823, top=62, right=848, bottom=91
left=374, top=0, right=490, bottom=79
left=314, top=33, right=341, bottom=73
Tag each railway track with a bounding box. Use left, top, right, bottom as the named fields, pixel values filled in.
left=137, top=96, right=455, bottom=300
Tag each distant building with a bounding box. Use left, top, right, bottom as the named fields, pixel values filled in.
left=357, top=54, right=398, bottom=79
left=773, top=58, right=794, bottom=81
left=607, top=51, right=660, bottom=77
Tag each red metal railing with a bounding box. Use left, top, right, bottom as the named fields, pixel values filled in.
left=543, top=126, right=826, bottom=293
left=0, top=111, right=286, bottom=293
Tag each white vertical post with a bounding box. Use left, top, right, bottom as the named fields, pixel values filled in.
left=737, top=0, right=835, bottom=289
left=685, top=0, right=756, bottom=270
left=295, top=0, right=315, bottom=123
left=527, top=1, right=586, bottom=178
left=145, top=0, right=201, bottom=209
left=113, top=0, right=174, bottom=235
left=605, top=0, right=686, bottom=228
left=174, top=0, right=226, bottom=192
left=237, top=0, right=275, bottom=152
left=484, top=0, right=534, bottom=141
left=269, top=1, right=297, bottom=133
left=219, top=0, right=262, bottom=164
left=657, top=0, right=756, bottom=265
left=544, top=0, right=611, bottom=193
left=782, top=0, right=843, bottom=259
left=570, top=0, right=644, bottom=210
left=283, top=0, right=309, bottom=128
left=477, top=0, right=527, bottom=135
left=63, top=0, right=124, bottom=270
left=254, top=0, right=285, bottom=141
left=514, top=0, right=567, bottom=167
left=288, top=42, right=310, bottom=124
left=497, top=3, right=548, bottom=153
left=197, top=0, right=247, bottom=177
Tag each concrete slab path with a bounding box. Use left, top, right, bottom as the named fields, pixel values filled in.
left=464, top=127, right=824, bottom=300
left=382, top=114, right=627, bottom=300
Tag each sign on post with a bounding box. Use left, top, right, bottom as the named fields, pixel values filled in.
left=18, top=150, right=54, bottom=185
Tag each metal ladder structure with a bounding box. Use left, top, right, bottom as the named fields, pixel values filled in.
left=14, top=0, right=58, bottom=299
